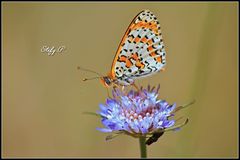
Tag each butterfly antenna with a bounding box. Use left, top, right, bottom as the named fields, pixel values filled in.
left=82, top=77, right=100, bottom=81
left=77, top=66, right=103, bottom=82
left=77, top=66, right=103, bottom=76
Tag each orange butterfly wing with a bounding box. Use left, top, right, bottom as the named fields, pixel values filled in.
left=110, top=10, right=166, bottom=85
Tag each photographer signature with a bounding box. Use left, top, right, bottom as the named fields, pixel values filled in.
left=41, top=46, right=66, bottom=56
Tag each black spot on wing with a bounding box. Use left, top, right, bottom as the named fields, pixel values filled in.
left=144, top=60, right=150, bottom=66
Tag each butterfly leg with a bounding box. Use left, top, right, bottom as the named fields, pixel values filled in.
left=109, top=84, right=121, bottom=98
left=106, top=87, right=112, bottom=98
left=132, top=83, right=140, bottom=91
left=124, top=78, right=139, bottom=91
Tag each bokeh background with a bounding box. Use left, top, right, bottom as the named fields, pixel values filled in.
left=2, top=2, right=238, bottom=158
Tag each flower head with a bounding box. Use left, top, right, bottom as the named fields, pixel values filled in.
left=97, top=85, right=188, bottom=141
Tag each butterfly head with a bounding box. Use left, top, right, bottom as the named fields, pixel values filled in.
left=100, top=76, right=112, bottom=87
left=78, top=66, right=114, bottom=87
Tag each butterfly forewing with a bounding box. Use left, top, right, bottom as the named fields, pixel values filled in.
left=111, top=10, right=166, bottom=85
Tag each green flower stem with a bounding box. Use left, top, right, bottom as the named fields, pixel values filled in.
left=139, top=136, right=147, bottom=158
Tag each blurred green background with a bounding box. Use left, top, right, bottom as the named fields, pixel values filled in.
left=2, top=2, right=238, bottom=158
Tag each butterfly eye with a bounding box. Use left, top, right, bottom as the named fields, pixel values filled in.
left=103, top=77, right=112, bottom=86
left=99, top=77, right=112, bottom=87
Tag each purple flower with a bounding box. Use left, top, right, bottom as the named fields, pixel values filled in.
left=97, top=85, right=188, bottom=140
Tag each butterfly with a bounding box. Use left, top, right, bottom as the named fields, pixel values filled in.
left=79, top=10, right=166, bottom=88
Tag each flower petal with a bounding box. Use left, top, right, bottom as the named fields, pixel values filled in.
left=96, top=128, right=112, bottom=132
left=163, top=120, right=175, bottom=128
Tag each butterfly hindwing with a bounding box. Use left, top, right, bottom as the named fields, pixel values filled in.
left=111, top=10, right=166, bottom=85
